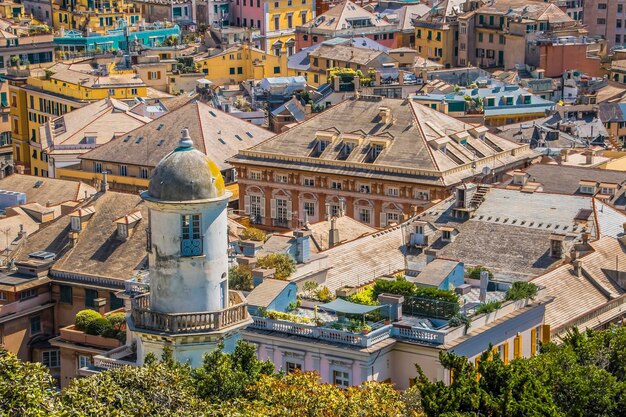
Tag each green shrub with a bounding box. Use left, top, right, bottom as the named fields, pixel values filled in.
left=413, top=287, right=459, bottom=303
left=256, top=253, right=296, bottom=279
left=75, top=310, right=102, bottom=331
left=240, top=227, right=266, bottom=242
left=475, top=301, right=502, bottom=315
left=85, top=317, right=112, bottom=336
left=346, top=286, right=379, bottom=306
left=315, top=286, right=333, bottom=302
left=107, top=313, right=125, bottom=331
left=467, top=265, right=493, bottom=280
left=229, top=265, right=253, bottom=291
left=372, top=276, right=415, bottom=298
left=506, top=281, right=539, bottom=301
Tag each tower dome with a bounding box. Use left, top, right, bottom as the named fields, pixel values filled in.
left=146, top=129, right=226, bottom=201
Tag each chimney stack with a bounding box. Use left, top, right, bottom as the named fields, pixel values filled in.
left=479, top=270, right=489, bottom=303
left=293, top=229, right=311, bottom=263
left=573, top=259, right=583, bottom=277
left=329, top=217, right=340, bottom=248
left=101, top=171, right=109, bottom=193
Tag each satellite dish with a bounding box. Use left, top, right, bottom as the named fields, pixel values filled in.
left=482, top=166, right=492, bottom=175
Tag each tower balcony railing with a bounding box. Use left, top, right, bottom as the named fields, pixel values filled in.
left=130, top=291, right=250, bottom=334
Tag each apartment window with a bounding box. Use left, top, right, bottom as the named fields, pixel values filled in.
left=250, top=195, right=263, bottom=220
left=359, top=208, right=371, bottom=224
left=330, top=180, right=342, bottom=190
left=0, top=291, right=6, bottom=300
left=285, top=361, right=302, bottom=373
left=386, top=187, right=399, bottom=197
left=42, top=351, right=59, bottom=368
left=620, top=4, right=624, bottom=13
left=250, top=170, right=262, bottom=180
left=386, top=212, right=400, bottom=224
left=488, top=33, right=494, bottom=43
left=20, top=289, right=37, bottom=301
left=276, top=198, right=289, bottom=222
left=304, top=201, right=316, bottom=218
left=359, top=184, right=371, bottom=194
left=85, top=289, right=98, bottom=308
left=478, top=32, right=483, bottom=42
left=60, top=285, right=73, bottom=304
left=275, top=173, right=288, bottom=183
left=598, top=3, right=607, bottom=9
left=274, top=15, right=280, bottom=30
left=332, top=370, right=350, bottom=388
left=274, top=1, right=279, bottom=6
left=618, top=35, right=622, bottom=44
left=618, top=20, right=623, bottom=29
left=303, top=177, right=315, bottom=187
left=131, top=88, right=137, bottom=95
left=287, top=14, right=293, bottom=28
left=108, top=89, right=115, bottom=96
left=119, top=165, right=128, bottom=176
left=415, top=190, right=430, bottom=201
left=78, top=355, right=92, bottom=369
left=598, top=18, right=606, bottom=25
left=30, top=316, right=41, bottom=335
left=181, top=214, right=202, bottom=257
left=94, top=162, right=102, bottom=173
left=301, top=11, right=307, bottom=24
left=140, top=167, right=149, bottom=179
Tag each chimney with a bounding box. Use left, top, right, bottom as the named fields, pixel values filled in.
left=620, top=223, right=626, bottom=245
left=479, top=270, right=489, bottom=303
left=378, top=106, right=392, bottom=124
left=560, top=148, right=568, bottom=162
left=354, top=75, right=360, bottom=91
left=293, top=229, right=311, bottom=263
left=585, top=151, right=594, bottom=165
left=305, top=103, right=312, bottom=116
left=252, top=267, right=275, bottom=287
left=328, top=217, right=340, bottom=248
left=582, top=232, right=590, bottom=245
left=101, top=171, right=109, bottom=193
left=573, top=259, right=583, bottom=277
left=240, top=240, right=263, bottom=257
left=377, top=293, right=404, bottom=322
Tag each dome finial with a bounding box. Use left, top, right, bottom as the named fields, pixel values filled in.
left=177, top=128, right=193, bottom=150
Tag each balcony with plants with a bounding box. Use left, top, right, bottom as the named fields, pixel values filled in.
left=57, top=309, right=127, bottom=350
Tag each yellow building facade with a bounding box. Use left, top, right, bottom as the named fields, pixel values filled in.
left=265, top=0, right=314, bottom=55
left=414, top=24, right=455, bottom=68
left=195, top=44, right=288, bottom=84
left=52, top=0, right=141, bottom=33
left=7, top=65, right=146, bottom=176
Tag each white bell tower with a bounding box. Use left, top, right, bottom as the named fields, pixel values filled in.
left=129, top=129, right=251, bottom=367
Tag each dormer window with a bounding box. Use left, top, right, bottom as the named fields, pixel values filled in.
left=181, top=214, right=202, bottom=257
left=319, top=139, right=330, bottom=152
left=70, top=216, right=82, bottom=232
left=114, top=210, right=142, bottom=241
left=442, top=230, right=451, bottom=241
left=579, top=181, right=596, bottom=195
left=415, top=225, right=424, bottom=235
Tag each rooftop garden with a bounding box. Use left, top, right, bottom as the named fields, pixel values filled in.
left=74, top=309, right=126, bottom=342
left=229, top=252, right=296, bottom=291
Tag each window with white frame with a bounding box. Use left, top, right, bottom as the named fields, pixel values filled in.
left=600, top=187, right=613, bottom=195
left=358, top=184, right=371, bottom=194
left=276, top=198, right=289, bottom=221
left=579, top=185, right=595, bottom=194
left=94, top=162, right=102, bottom=173
left=415, top=190, right=430, bottom=201
left=275, top=173, right=288, bottom=183
left=415, top=225, right=424, bottom=234
left=359, top=208, right=371, bottom=224
left=140, top=167, right=149, bottom=179
left=329, top=204, right=340, bottom=217
left=304, top=201, right=315, bottom=218
left=250, top=195, right=262, bottom=218
left=303, top=177, right=315, bottom=187
left=442, top=230, right=451, bottom=241
left=386, top=187, right=399, bottom=197
left=250, top=170, right=262, bottom=180
left=42, top=351, right=59, bottom=368
left=78, top=354, right=91, bottom=369
left=330, top=180, right=342, bottom=190
left=285, top=361, right=302, bottom=373
left=70, top=216, right=81, bottom=232
left=0, top=291, right=6, bottom=300
left=119, top=165, right=128, bottom=177
left=332, top=370, right=350, bottom=388
left=387, top=212, right=400, bottom=224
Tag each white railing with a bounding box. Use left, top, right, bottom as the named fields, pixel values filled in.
left=250, top=317, right=392, bottom=348
left=93, top=345, right=138, bottom=370
left=391, top=326, right=447, bottom=345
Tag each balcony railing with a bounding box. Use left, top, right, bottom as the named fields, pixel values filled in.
left=93, top=345, right=138, bottom=370
left=249, top=316, right=392, bottom=348
left=131, top=291, right=249, bottom=334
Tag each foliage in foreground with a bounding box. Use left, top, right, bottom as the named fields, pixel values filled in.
left=4, top=327, right=626, bottom=416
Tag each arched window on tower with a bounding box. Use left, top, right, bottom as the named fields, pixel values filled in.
left=181, top=214, right=202, bottom=256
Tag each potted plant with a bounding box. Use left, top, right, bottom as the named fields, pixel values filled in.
left=361, top=324, right=372, bottom=335
left=315, top=318, right=323, bottom=327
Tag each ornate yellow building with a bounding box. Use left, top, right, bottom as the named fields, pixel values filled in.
left=52, top=0, right=141, bottom=33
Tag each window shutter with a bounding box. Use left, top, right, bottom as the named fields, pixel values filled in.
left=380, top=212, right=387, bottom=227
left=260, top=196, right=266, bottom=217
left=513, top=334, right=522, bottom=358
left=157, top=71, right=161, bottom=80
left=244, top=195, right=250, bottom=215
left=270, top=198, right=277, bottom=219
left=530, top=328, right=537, bottom=356
left=503, top=342, right=509, bottom=364
left=148, top=72, right=152, bottom=80
left=286, top=200, right=292, bottom=220
left=542, top=324, right=551, bottom=344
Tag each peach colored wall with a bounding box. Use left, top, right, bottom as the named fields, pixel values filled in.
left=539, top=44, right=602, bottom=78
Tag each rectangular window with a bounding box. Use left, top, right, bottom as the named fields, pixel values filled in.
left=275, top=174, right=288, bottom=183
left=333, top=370, right=350, bottom=388
left=285, top=361, right=302, bottom=373
left=386, top=187, right=399, bottom=197
left=42, top=351, right=60, bottom=368
left=330, top=180, right=342, bottom=190
left=274, top=15, right=280, bottom=30
left=60, top=285, right=72, bottom=304
left=304, top=201, right=315, bottom=217
left=30, top=316, right=41, bottom=334
left=85, top=289, right=98, bottom=308
left=303, top=177, right=315, bottom=187
left=119, top=165, right=128, bottom=176
left=94, top=162, right=102, bottom=173
left=20, top=289, right=37, bottom=300
left=181, top=214, right=202, bottom=256
left=140, top=167, right=149, bottom=179
left=250, top=170, right=262, bottom=180
left=250, top=195, right=262, bottom=220
left=78, top=355, right=91, bottom=369
left=276, top=198, right=289, bottom=222
left=359, top=208, right=370, bottom=224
